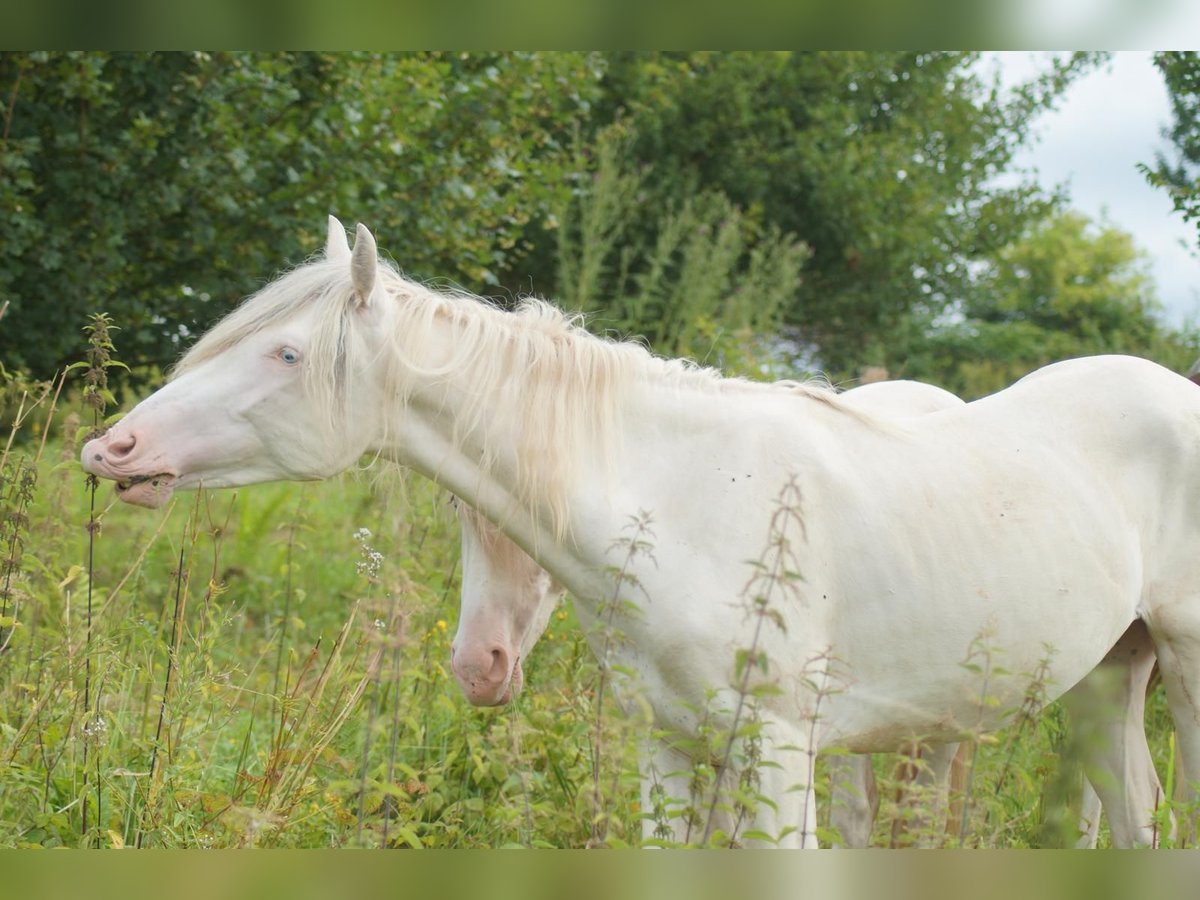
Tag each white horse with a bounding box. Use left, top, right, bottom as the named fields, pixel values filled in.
left=450, top=379, right=1160, bottom=847
left=83, top=218, right=1196, bottom=848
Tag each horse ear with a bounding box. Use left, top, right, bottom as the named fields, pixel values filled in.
left=325, top=215, right=351, bottom=263
left=350, top=223, right=378, bottom=309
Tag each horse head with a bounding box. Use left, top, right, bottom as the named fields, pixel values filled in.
left=450, top=501, right=563, bottom=706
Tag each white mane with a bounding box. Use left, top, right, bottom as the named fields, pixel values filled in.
left=175, top=254, right=840, bottom=537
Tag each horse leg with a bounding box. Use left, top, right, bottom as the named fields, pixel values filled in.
left=913, top=742, right=960, bottom=847
left=1062, top=619, right=1165, bottom=847
left=639, top=737, right=706, bottom=845
left=752, top=717, right=819, bottom=848
left=1076, top=778, right=1103, bottom=848
left=641, top=725, right=819, bottom=848
left=1146, top=602, right=1200, bottom=844
left=888, top=741, right=960, bottom=847
left=828, top=754, right=879, bottom=848
left=942, top=741, right=971, bottom=842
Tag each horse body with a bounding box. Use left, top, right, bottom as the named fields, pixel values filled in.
left=560, top=361, right=1160, bottom=751
left=81, top=220, right=1199, bottom=847
left=453, top=378, right=976, bottom=845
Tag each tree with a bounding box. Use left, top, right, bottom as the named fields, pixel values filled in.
left=1, top=52, right=1109, bottom=387
left=902, top=210, right=1198, bottom=398
left=0, top=52, right=603, bottom=381
left=547, top=124, right=810, bottom=373
left=1144, top=51, right=1200, bottom=244
left=510, top=51, right=1099, bottom=376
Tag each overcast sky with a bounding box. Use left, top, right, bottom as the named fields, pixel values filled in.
left=988, top=51, right=1200, bottom=328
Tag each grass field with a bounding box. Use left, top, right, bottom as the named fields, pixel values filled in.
left=0, top=375, right=1188, bottom=849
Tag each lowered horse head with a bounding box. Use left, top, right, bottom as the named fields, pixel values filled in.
left=450, top=501, right=563, bottom=706
left=82, top=218, right=398, bottom=505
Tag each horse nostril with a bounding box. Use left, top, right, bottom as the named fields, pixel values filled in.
left=489, top=648, right=509, bottom=682
left=107, top=431, right=138, bottom=459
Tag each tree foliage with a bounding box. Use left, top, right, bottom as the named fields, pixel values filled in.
left=904, top=211, right=1197, bottom=398
left=542, top=51, right=1098, bottom=375
left=1, top=50, right=1193, bottom=393
left=0, top=51, right=602, bottom=380
left=1145, top=51, right=1200, bottom=243
left=550, top=124, right=809, bottom=372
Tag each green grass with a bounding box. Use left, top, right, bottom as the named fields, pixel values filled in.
left=0, top=383, right=1188, bottom=848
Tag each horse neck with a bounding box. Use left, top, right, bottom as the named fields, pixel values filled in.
left=372, top=301, right=842, bottom=586
left=371, top=321, right=610, bottom=573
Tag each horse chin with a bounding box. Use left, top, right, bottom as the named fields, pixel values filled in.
left=479, top=660, right=524, bottom=707
left=114, top=474, right=177, bottom=508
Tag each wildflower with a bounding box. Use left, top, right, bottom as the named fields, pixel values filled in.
left=355, top=549, right=384, bottom=578
left=83, top=715, right=109, bottom=744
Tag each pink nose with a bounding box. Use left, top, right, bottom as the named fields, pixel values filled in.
left=450, top=641, right=513, bottom=706
left=83, top=428, right=140, bottom=474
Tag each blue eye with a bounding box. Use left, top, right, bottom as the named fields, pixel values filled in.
left=279, top=347, right=301, bottom=365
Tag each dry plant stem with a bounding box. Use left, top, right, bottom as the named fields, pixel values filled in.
left=198, top=492, right=238, bottom=625
left=263, top=604, right=368, bottom=813
left=355, top=602, right=392, bottom=847
left=381, top=620, right=405, bottom=848
left=0, top=462, right=36, bottom=657
left=137, top=493, right=201, bottom=848
left=0, top=376, right=60, bottom=658
left=509, top=698, right=535, bottom=848
left=261, top=644, right=322, bottom=809
left=702, top=478, right=804, bottom=846
left=79, top=313, right=121, bottom=845
left=959, top=642, right=994, bottom=846
left=97, top=502, right=174, bottom=619
left=0, top=388, right=32, bottom=471
left=0, top=372, right=66, bottom=661
left=799, top=653, right=835, bottom=845
left=590, top=513, right=653, bottom=848
left=268, top=615, right=379, bottom=832
left=272, top=491, right=305, bottom=720
left=81, top=478, right=98, bottom=845
left=380, top=589, right=407, bottom=844
left=138, top=543, right=186, bottom=848
left=34, top=371, right=68, bottom=464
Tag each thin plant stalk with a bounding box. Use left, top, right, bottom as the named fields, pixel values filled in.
left=77, top=312, right=126, bottom=846
left=355, top=633, right=387, bottom=847
left=81, top=470, right=98, bottom=845
left=272, top=490, right=305, bottom=722
left=381, top=599, right=406, bottom=847
left=702, top=477, right=804, bottom=846
left=137, top=492, right=201, bottom=848
left=590, top=512, right=654, bottom=848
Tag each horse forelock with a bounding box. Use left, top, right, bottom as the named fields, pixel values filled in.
left=172, top=259, right=357, bottom=379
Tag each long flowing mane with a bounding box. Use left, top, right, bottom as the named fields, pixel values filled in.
left=175, top=253, right=841, bottom=538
